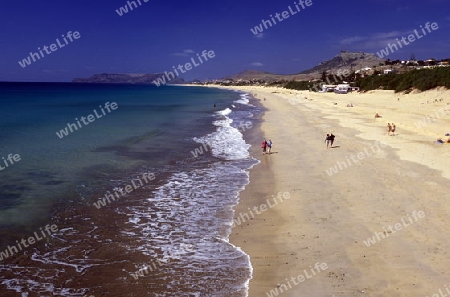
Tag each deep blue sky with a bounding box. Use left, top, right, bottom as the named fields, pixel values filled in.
left=2, top=0, right=449, bottom=82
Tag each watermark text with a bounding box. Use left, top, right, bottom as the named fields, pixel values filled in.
left=56, top=102, right=118, bottom=139
left=266, top=261, right=328, bottom=297
left=152, top=50, right=215, bottom=87
left=233, top=192, right=290, bottom=227
left=0, top=153, right=21, bottom=171
left=115, top=0, right=149, bottom=16
left=18, top=31, right=81, bottom=68
left=250, top=0, right=313, bottom=35
left=326, top=141, right=387, bottom=176
left=94, top=172, right=155, bottom=209
left=363, top=210, right=425, bottom=247
left=0, top=224, right=59, bottom=262
left=376, top=22, right=438, bottom=58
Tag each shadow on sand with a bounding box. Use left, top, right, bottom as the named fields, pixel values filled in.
left=264, top=151, right=279, bottom=155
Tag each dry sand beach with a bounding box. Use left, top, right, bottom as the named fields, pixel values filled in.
left=222, top=86, right=450, bottom=297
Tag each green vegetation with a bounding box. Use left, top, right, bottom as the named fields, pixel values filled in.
left=284, top=67, right=450, bottom=93
left=284, top=80, right=317, bottom=90
left=285, top=71, right=360, bottom=91
left=356, top=67, right=450, bottom=92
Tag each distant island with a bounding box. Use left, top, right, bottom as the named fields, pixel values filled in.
left=72, top=73, right=185, bottom=85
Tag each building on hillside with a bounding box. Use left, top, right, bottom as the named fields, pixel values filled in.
left=355, top=67, right=373, bottom=76
left=383, top=69, right=397, bottom=74
left=320, top=85, right=337, bottom=92
left=334, top=84, right=351, bottom=94
left=424, top=59, right=437, bottom=66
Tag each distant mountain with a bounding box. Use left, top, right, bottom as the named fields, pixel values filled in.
left=301, top=51, right=385, bottom=75
left=72, top=73, right=185, bottom=84
left=221, top=51, right=386, bottom=83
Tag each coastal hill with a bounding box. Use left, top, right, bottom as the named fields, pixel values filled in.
left=71, top=51, right=383, bottom=84
left=72, top=73, right=185, bottom=84
left=300, top=51, right=385, bottom=75
left=221, top=51, right=385, bottom=83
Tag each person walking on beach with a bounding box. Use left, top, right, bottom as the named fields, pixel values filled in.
left=261, top=139, right=267, bottom=154
left=267, top=139, right=273, bottom=154
left=329, top=133, right=335, bottom=147
left=391, top=123, right=396, bottom=136
left=387, top=123, right=392, bottom=135
left=325, top=133, right=336, bottom=148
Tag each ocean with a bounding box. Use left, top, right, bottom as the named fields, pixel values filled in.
left=0, top=82, right=262, bottom=297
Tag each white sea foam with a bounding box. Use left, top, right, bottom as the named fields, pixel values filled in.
left=123, top=160, right=255, bottom=296
left=234, top=93, right=254, bottom=106
left=193, top=108, right=251, bottom=160
left=217, top=107, right=232, bottom=116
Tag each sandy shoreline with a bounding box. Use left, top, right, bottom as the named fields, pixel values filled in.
left=219, top=86, right=450, bottom=296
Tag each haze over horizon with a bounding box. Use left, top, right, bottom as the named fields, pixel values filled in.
left=2, top=0, right=449, bottom=82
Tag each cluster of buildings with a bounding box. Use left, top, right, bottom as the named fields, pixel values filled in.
left=319, top=84, right=359, bottom=94
left=389, top=58, right=449, bottom=67
left=190, top=57, right=449, bottom=91
left=356, top=58, right=449, bottom=76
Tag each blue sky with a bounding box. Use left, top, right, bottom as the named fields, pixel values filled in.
left=1, top=0, right=449, bottom=82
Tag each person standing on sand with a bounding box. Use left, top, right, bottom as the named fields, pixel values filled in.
left=391, top=123, right=396, bottom=136
left=261, top=139, right=267, bottom=154
left=387, top=123, right=392, bottom=135
left=267, top=139, right=273, bottom=154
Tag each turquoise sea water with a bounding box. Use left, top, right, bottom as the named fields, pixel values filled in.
left=0, top=82, right=262, bottom=297
left=0, top=83, right=227, bottom=224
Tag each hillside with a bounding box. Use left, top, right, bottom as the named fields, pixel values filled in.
left=357, top=66, right=450, bottom=92
left=218, top=51, right=385, bottom=83
left=301, top=51, right=385, bottom=75
left=224, top=70, right=315, bottom=82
